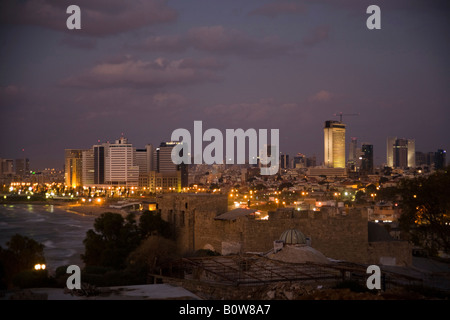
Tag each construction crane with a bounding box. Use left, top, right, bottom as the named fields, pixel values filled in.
left=334, top=112, right=359, bottom=123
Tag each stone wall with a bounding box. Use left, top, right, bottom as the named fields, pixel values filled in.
left=215, top=207, right=370, bottom=264
left=156, top=193, right=228, bottom=254
left=156, top=194, right=411, bottom=266
left=367, top=241, right=412, bottom=266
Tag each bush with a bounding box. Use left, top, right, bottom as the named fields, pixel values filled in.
left=12, top=270, right=52, bottom=289
left=126, top=235, right=178, bottom=275
left=83, top=265, right=112, bottom=275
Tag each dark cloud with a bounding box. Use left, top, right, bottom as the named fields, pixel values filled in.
left=60, top=56, right=226, bottom=89
left=136, top=25, right=300, bottom=59
left=0, top=0, right=177, bottom=36
left=135, top=34, right=188, bottom=53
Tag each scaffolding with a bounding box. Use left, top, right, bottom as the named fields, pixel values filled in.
left=156, top=254, right=425, bottom=289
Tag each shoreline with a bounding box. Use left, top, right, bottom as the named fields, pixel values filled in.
left=60, top=204, right=129, bottom=217
left=0, top=200, right=131, bottom=217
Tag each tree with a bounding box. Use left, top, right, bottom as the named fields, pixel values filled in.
left=139, top=210, right=172, bottom=239
left=377, top=186, right=400, bottom=202
left=398, top=168, right=450, bottom=255
left=82, top=211, right=173, bottom=270
left=0, top=234, right=46, bottom=288
left=82, top=212, right=141, bottom=269
left=5, top=234, right=46, bottom=271
left=126, top=236, right=178, bottom=276
left=355, top=190, right=366, bottom=204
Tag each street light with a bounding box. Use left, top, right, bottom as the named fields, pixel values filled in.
left=34, top=264, right=46, bottom=270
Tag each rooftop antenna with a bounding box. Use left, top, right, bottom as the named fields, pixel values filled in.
left=334, top=112, right=359, bottom=123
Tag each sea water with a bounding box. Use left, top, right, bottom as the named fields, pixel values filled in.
left=0, top=204, right=96, bottom=272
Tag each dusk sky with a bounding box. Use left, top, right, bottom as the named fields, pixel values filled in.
left=1, top=0, right=449, bottom=170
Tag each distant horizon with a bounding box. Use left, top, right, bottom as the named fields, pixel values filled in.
left=2, top=126, right=448, bottom=171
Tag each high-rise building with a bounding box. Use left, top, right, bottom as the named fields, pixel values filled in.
left=0, top=159, right=14, bottom=176
left=105, top=137, right=139, bottom=187
left=393, top=139, right=408, bottom=168
left=407, top=139, right=415, bottom=168
left=386, top=137, right=396, bottom=167
left=434, top=149, right=447, bottom=170
left=280, top=153, right=289, bottom=169
left=415, top=151, right=427, bottom=166
left=65, top=149, right=83, bottom=188
left=360, top=144, right=374, bottom=174
left=14, top=158, right=30, bottom=177
left=93, top=143, right=108, bottom=185
left=348, top=137, right=357, bottom=164
left=156, top=142, right=188, bottom=188
left=135, top=144, right=154, bottom=174
left=293, top=153, right=306, bottom=168
left=324, top=120, right=346, bottom=168
left=82, top=149, right=94, bottom=186
left=157, top=142, right=178, bottom=173
left=387, top=137, right=415, bottom=168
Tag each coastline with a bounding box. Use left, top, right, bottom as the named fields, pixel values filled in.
left=0, top=200, right=130, bottom=217
left=57, top=203, right=129, bottom=217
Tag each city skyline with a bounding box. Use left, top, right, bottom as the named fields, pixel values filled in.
left=1, top=0, right=449, bottom=170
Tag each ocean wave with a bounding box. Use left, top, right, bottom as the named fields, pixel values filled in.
left=26, top=218, right=45, bottom=223
left=64, top=249, right=77, bottom=257
left=43, top=240, right=56, bottom=248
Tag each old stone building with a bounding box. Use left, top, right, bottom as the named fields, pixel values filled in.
left=155, top=193, right=412, bottom=266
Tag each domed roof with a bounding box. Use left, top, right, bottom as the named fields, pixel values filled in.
left=279, top=229, right=306, bottom=245
left=268, top=245, right=330, bottom=264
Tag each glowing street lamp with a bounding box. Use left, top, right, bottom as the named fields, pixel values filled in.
left=34, top=264, right=46, bottom=270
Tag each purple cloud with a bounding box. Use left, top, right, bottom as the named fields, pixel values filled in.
left=0, top=0, right=177, bottom=36
left=136, top=25, right=300, bottom=59
left=308, top=90, right=333, bottom=103
left=61, top=56, right=226, bottom=89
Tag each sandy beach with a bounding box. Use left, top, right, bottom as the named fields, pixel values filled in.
left=0, top=199, right=138, bottom=217
left=56, top=203, right=130, bottom=217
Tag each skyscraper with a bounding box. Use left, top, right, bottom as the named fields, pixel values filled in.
left=157, top=142, right=180, bottom=173
left=14, top=158, right=30, bottom=177
left=156, top=142, right=188, bottom=187
left=434, top=149, right=447, bottom=170
left=324, top=120, right=346, bottom=168
left=387, top=137, right=415, bottom=168
left=386, top=136, right=396, bottom=167
left=105, top=137, right=139, bottom=186
left=93, top=143, right=108, bottom=185
left=280, top=153, right=289, bottom=169
left=407, top=139, right=416, bottom=168
left=394, top=139, right=408, bottom=168
left=82, top=149, right=94, bottom=186
left=135, top=144, right=154, bottom=175
left=360, top=144, right=374, bottom=174
left=293, top=153, right=306, bottom=168
left=348, top=137, right=357, bottom=164
left=65, top=149, right=83, bottom=188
